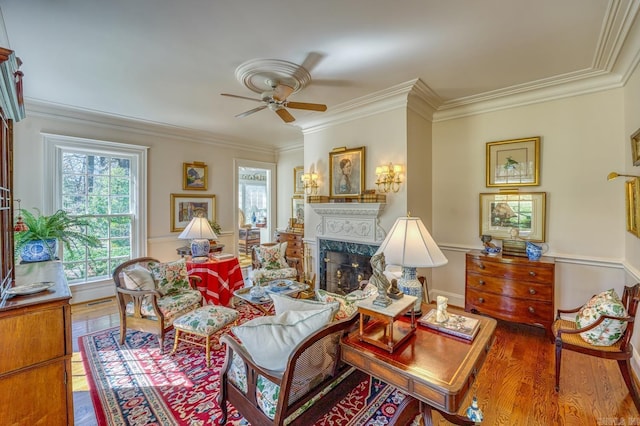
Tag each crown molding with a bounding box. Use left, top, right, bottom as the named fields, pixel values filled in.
left=24, top=98, right=277, bottom=155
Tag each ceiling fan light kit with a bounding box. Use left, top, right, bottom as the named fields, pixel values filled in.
left=221, top=58, right=327, bottom=123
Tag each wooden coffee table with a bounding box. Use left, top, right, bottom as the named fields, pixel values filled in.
left=341, top=303, right=497, bottom=425
left=233, top=281, right=309, bottom=315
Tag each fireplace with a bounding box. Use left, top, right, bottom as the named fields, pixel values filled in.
left=310, top=202, right=387, bottom=294
left=319, top=239, right=379, bottom=294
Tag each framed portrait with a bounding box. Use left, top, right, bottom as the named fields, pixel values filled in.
left=479, top=192, right=546, bottom=241
left=291, top=196, right=304, bottom=224
left=486, top=137, right=540, bottom=187
left=631, top=128, right=640, bottom=167
left=329, top=146, right=365, bottom=198
left=626, top=178, right=640, bottom=236
left=294, top=166, right=304, bottom=195
left=170, top=193, right=216, bottom=232
left=183, top=162, right=208, bottom=190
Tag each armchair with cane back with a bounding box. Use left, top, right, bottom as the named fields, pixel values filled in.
left=552, top=283, right=640, bottom=411
left=113, top=257, right=203, bottom=353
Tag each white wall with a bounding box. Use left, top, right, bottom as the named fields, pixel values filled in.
left=275, top=146, right=303, bottom=234
left=624, top=56, right=640, bottom=280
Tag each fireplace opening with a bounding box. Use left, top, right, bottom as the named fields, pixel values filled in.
left=318, top=238, right=380, bottom=295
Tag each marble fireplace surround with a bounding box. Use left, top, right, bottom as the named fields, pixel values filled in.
left=309, top=202, right=386, bottom=291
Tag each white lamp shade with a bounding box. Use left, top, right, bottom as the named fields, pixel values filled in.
left=375, top=216, right=448, bottom=268
left=178, top=217, right=218, bottom=240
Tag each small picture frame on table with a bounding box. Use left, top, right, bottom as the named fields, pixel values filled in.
left=183, top=162, right=208, bottom=190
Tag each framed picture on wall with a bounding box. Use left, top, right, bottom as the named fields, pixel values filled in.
left=170, top=193, right=216, bottom=232
left=486, top=137, right=540, bottom=187
left=183, top=162, right=208, bottom=190
left=294, top=166, right=304, bottom=195
left=329, top=146, right=365, bottom=198
left=292, top=196, right=304, bottom=224
left=631, top=128, right=640, bottom=167
left=626, top=178, right=640, bottom=236
left=479, top=192, right=546, bottom=241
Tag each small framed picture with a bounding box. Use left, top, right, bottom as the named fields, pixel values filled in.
left=294, top=166, right=304, bottom=195
left=170, top=193, right=216, bottom=232
left=625, top=178, right=640, bottom=236
left=631, top=128, right=640, bottom=167
left=486, top=137, right=540, bottom=187
left=183, top=162, right=208, bottom=190
left=479, top=192, right=546, bottom=241
left=329, top=146, right=365, bottom=198
left=292, top=196, right=304, bottom=224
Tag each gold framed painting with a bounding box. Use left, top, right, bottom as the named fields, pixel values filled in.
left=170, top=193, right=216, bottom=232
left=291, top=196, right=304, bottom=224
left=631, top=128, right=640, bottom=167
left=625, top=178, right=640, bottom=236
left=294, top=166, right=304, bottom=195
left=329, top=146, right=365, bottom=198
left=479, top=192, right=546, bottom=241
left=486, top=137, right=540, bottom=187
left=183, top=162, right=208, bottom=190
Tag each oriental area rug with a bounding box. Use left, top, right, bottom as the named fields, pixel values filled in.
left=79, top=302, right=412, bottom=426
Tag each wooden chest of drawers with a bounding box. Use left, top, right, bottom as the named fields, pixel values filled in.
left=275, top=230, right=304, bottom=279
left=465, top=250, right=555, bottom=340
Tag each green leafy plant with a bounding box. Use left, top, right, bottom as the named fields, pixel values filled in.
left=14, top=209, right=102, bottom=258
left=208, top=219, right=222, bottom=236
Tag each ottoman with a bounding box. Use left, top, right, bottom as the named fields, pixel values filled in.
left=171, top=305, right=239, bottom=367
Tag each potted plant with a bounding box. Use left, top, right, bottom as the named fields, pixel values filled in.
left=14, top=208, right=101, bottom=262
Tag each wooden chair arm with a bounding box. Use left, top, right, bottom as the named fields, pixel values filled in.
left=555, top=306, right=582, bottom=317
left=188, top=275, right=202, bottom=289
left=556, top=314, right=633, bottom=336
left=115, top=287, right=161, bottom=297
left=115, top=287, right=163, bottom=319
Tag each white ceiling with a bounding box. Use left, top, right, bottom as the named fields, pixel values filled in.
left=1, top=0, right=640, bottom=150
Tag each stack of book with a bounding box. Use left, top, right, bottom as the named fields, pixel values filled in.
left=418, top=309, right=480, bottom=341
left=502, top=239, right=527, bottom=257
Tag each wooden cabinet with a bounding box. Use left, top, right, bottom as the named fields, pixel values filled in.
left=0, top=261, right=73, bottom=425
left=275, top=230, right=304, bottom=279
left=465, top=250, right=555, bottom=340
left=238, top=227, right=260, bottom=255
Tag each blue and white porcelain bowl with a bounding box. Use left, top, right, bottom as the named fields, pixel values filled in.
left=484, top=246, right=501, bottom=256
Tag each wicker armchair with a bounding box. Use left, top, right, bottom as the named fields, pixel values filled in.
left=113, top=257, right=203, bottom=353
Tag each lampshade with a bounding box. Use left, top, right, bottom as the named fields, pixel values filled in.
left=178, top=217, right=218, bottom=258
left=375, top=216, right=448, bottom=314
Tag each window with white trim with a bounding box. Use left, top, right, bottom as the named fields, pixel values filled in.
left=44, top=134, right=147, bottom=284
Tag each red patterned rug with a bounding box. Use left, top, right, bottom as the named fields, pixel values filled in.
left=80, top=302, right=411, bottom=425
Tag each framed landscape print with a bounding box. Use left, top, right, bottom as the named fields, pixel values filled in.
left=329, top=146, right=365, bottom=198
left=292, top=196, right=304, bottom=224
left=294, top=166, right=304, bottom=195
left=479, top=192, right=546, bottom=241
left=631, top=128, right=640, bottom=167
left=183, top=162, right=208, bottom=190
left=170, top=193, right=216, bottom=232
left=486, top=137, right=540, bottom=187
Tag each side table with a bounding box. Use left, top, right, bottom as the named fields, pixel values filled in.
left=357, top=295, right=417, bottom=353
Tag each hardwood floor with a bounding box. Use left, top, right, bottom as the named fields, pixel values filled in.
left=71, top=299, right=640, bottom=425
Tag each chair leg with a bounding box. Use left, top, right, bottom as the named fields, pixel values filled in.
left=158, top=335, right=165, bottom=354
left=618, top=359, right=640, bottom=412
left=119, top=324, right=126, bottom=345
left=171, top=330, right=181, bottom=355
left=554, top=338, right=562, bottom=392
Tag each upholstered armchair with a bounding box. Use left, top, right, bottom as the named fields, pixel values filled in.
left=251, top=242, right=299, bottom=285
left=112, top=257, right=203, bottom=353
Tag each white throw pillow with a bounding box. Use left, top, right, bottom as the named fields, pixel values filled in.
left=122, top=265, right=155, bottom=291
left=232, top=307, right=334, bottom=371
left=270, top=292, right=339, bottom=317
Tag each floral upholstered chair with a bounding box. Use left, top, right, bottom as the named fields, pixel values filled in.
left=251, top=242, right=299, bottom=285
left=218, top=293, right=364, bottom=426
left=113, top=257, right=203, bottom=353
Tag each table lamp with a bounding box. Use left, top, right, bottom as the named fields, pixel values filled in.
left=375, top=215, right=448, bottom=314
left=178, top=217, right=218, bottom=262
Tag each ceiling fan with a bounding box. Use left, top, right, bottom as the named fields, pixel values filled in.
left=221, top=80, right=327, bottom=123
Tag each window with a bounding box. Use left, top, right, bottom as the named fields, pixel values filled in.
left=44, top=134, right=148, bottom=284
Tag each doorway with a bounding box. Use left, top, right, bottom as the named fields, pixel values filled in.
left=234, top=160, right=276, bottom=263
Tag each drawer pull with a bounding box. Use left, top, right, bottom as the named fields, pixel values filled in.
left=479, top=263, right=485, bottom=270
left=478, top=297, right=485, bottom=303
left=529, top=271, right=537, bottom=277
left=528, top=306, right=535, bottom=313
left=529, top=288, right=536, bottom=295
left=478, top=280, right=485, bottom=285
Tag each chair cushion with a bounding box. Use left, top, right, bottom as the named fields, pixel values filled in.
left=148, top=258, right=191, bottom=296
left=173, top=305, right=238, bottom=335
left=255, top=242, right=289, bottom=270
left=126, top=289, right=202, bottom=325
left=232, top=307, right=334, bottom=371
left=252, top=267, right=297, bottom=285
left=315, top=289, right=359, bottom=321
left=122, top=264, right=155, bottom=291
left=271, top=292, right=339, bottom=317
left=576, top=289, right=628, bottom=346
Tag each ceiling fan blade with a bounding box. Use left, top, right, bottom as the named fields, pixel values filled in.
left=285, top=101, right=327, bottom=112
left=235, top=105, right=267, bottom=118
left=221, top=93, right=263, bottom=103
left=272, top=84, right=294, bottom=102
left=275, top=108, right=295, bottom=123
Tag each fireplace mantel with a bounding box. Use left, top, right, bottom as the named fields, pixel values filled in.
left=310, top=202, right=386, bottom=243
